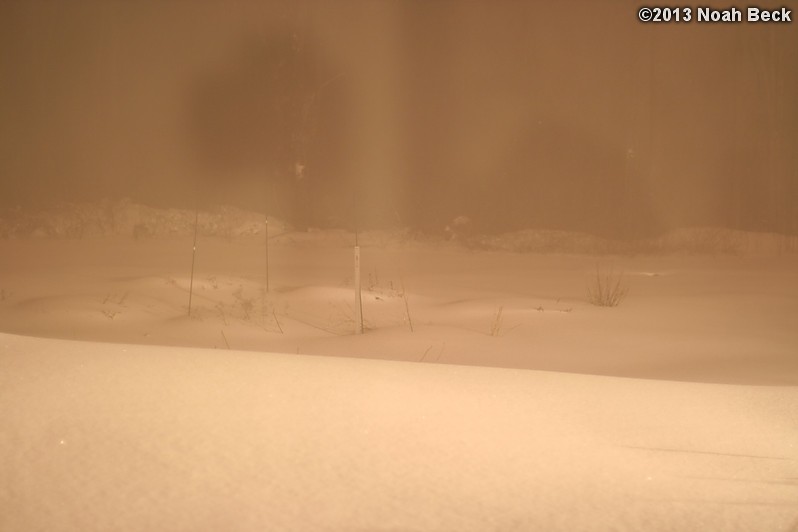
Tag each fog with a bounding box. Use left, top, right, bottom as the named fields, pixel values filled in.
left=2, top=4, right=798, bottom=529
left=1, top=0, right=796, bottom=237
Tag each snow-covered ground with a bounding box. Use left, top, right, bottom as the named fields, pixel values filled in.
left=2, top=332, right=797, bottom=531
left=1, top=202, right=797, bottom=530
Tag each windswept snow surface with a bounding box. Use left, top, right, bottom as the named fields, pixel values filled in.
left=1, top=332, right=797, bottom=532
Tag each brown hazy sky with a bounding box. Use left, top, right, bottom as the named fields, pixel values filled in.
left=1, top=0, right=796, bottom=235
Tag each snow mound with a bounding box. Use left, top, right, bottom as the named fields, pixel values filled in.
left=469, top=227, right=798, bottom=256
left=1, top=201, right=796, bottom=256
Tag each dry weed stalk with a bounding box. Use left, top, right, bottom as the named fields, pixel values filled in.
left=490, top=306, right=504, bottom=336
left=587, top=265, right=628, bottom=307
left=401, top=277, right=414, bottom=332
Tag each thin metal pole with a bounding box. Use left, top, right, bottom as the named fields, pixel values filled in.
left=188, top=208, right=199, bottom=316
left=265, top=216, right=270, bottom=293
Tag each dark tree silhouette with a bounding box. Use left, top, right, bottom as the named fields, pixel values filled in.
left=187, top=25, right=347, bottom=227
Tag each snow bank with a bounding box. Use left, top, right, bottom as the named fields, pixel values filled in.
left=0, top=200, right=290, bottom=240
left=470, top=227, right=798, bottom=256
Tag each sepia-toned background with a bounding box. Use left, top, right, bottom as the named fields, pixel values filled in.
left=1, top=0, right=796, bottom=237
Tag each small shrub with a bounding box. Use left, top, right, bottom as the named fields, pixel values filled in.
left=587, top=265, right=628, bottom=307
